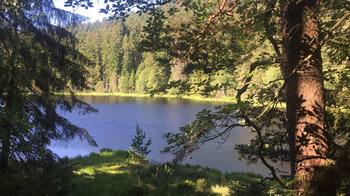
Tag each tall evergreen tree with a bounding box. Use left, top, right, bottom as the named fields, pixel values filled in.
left=0, top=0, right=96, bottom=173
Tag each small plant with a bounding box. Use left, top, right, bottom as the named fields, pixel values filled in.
left=159, top=163, right=174, bottom=193
left=129, top=124, right=152, bottom=185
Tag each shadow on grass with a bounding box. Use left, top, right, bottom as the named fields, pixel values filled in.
left=68, top=149, right=283, bottom=196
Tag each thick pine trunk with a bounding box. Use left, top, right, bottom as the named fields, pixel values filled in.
left=282, top=0, right=328, bottom=193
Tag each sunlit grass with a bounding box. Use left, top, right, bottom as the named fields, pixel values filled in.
left=68, top=149, right=286, bottom=196
left=211, top=185, right=230, bottom=196
left=59, top=92, right=350, bottom=113
left=66, top=91, right=237, bottom=103
left=96, top=164, right=126, bottom=174
left=77, top=166, right=96, bottom=175
left=70, top=149, right=129, bottom=175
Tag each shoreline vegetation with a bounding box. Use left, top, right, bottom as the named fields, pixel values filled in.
left=71, top=92, right=237, bottom=103
left=70, top=92, right=350, bottom=113
left=68, top=149, right=286, bottom=196
left=66, top=92, right=291, bottom=109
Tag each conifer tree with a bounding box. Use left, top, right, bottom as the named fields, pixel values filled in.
left=0, top=0, right=96, bottom=173
left=130, top=124, right=151, bottom=185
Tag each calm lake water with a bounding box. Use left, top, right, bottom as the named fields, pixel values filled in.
left=49, top=96, right=270, bottom=175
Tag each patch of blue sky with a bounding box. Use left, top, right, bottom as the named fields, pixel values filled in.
left=54, top=0, right=107, bottom=23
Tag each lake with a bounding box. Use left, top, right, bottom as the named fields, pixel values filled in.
left=49, top=96, right=271, bottom=175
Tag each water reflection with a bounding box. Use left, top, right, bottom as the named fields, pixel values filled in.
left=78, top=95, right=227, bottom=105
left=50, top=96, right=272, bottom=175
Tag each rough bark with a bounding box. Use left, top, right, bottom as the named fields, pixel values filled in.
left=171, top=58, right=186, bottom=81
left=282, top=0, right=329, bottom=193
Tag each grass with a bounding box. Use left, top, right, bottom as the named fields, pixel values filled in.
left=68, top=149, right=287, bottom=196
left=67, top=92, right=237, bottom=103
left=60, top=92, right=350, bottom=113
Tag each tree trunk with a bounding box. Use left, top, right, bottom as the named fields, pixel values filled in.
left=282, top=0, right=329, bottom=194
left=0, top=126, right=10, bottom=173
left=0, top=81, right=15, bottom=174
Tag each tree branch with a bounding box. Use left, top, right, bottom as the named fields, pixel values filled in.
left=195, top=1, right=237, bottom=39
left=236, top=58, right=275, bottom=102
left=321, top=11, right=350, bottom=47
left=244, top=116, right=289, bottom=189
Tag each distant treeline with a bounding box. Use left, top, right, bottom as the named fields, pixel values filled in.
left=68, top=10, right=279, bottom=98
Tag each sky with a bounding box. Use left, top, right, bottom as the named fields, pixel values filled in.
left=54, top=0, right=107, bottom=22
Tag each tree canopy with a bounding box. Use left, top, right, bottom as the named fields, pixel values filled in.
left=0, top=0, right=97, bottom=175
left=63, top=0, right=350, bottom=194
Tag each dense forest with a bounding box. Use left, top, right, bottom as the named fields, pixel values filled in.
left=63, top=0, right=350, bottom=194
left=68, top=8, right=250, bottom=97
left=1, top=0, right=349, bottom=195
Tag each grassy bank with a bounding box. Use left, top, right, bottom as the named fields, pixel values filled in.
left=68, top=149, right=286, bottom=196
left=70, top=92, right=350, bottom=112
left=72, top=92, right=236, bottom=103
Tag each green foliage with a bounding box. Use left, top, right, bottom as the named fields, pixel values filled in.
left=129, top=124, right=151, bottom=186
left=68, top=149, right=284, bottom=195
left=0, top=154, right=73, bottom=196
left=0, top=0, right=97, bottom=176
left=118, top=74, right=130, bottom=93
left=67, top=0, right=350, bottom=193
left=143, top=1, right=349, bottom=193
left=130, top=124, right=152, bottom=159
left=135, top=52, right=170, bottom=94
left=70, top=15, right=144, bottom=93
left=67, top=7, right=244, bottom=98
left=95, top=81, right=105, bottom=93
left=129, top=69, right=136, bottom=91
left=187, top=70, right=210, bottom=95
